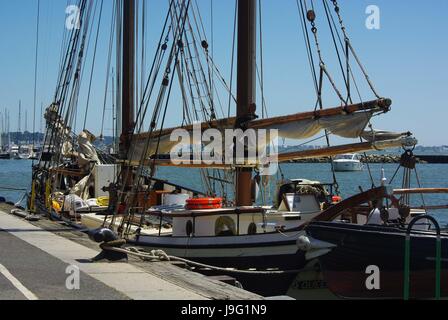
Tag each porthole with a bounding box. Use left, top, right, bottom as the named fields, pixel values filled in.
left=215, top=216, right=236, bottom=236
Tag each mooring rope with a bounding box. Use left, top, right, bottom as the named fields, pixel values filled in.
left=100, top=242, right=306, bottom=275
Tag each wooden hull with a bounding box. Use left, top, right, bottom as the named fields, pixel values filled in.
left=306, top=222, right=448, bottom=299
left=129, top=231, right=308, bottom=296
left=34, top=198, right=308, bottom=295
left=131, top=230, right=306, bottom=270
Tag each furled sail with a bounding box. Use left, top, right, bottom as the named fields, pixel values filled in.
left=133, top=132, right=416, bottom=169
left=129, top=98, right=391, bottom=162
left=44, top=103, right=101, bottom=169
left=276, top=134, right=417, bottom=163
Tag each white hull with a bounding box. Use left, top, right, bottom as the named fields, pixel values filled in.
left=131, top=229, right=304, bottom=259
left=18, top=154, right=31, bottom=160
left=333, top=160, right=363, bottom=172
left=83, top=212, right=305, bottom=259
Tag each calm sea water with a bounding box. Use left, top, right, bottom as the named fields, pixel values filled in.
left=1, top=160, right=447, bottom=226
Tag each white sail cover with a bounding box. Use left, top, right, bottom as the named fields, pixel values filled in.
left=77, top=130, right=101, bottom=168
left=261, top=112, right=373, bottom=140
left=129, top=111, right=374, bottom=162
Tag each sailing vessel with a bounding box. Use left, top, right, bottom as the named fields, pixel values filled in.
left=0, top=110, right=12, bottom=159
left=299, top=149, right=448, bottom=299
left=305, top=217, right=448, bottom=299
left=30, top=0, right=417, bottom=295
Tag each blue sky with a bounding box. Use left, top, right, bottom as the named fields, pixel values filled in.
left=0, top=0, right=447, bottom=146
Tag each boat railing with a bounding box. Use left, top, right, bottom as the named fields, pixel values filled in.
left=393, top=188, right=448, bottom=210
left=394, top=188, right=448, bottom=195
left=404, top=215, right=442, bottom=300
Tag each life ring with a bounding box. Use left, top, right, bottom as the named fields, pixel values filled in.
left=332, top=195, right=343, bottom=204
left=186, top=198, right=223, bottom=210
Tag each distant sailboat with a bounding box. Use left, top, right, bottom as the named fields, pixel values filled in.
left=0, top=109, right=11, bottom=159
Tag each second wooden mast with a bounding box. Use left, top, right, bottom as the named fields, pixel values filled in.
left=120, top=0, right=135, bottom=187
left=236, top=0, right=257, bottom=207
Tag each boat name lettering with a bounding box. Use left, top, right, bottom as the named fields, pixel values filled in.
left=291, top=279, right=327, bottom=290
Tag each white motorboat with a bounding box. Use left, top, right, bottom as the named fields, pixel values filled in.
left=10, top=144, right=20, bottom=160
left=333, top=154, right=364, bottom=172
left=18, top=145, right=32, bottom=160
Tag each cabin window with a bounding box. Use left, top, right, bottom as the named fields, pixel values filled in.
left=215, top=216, right=236, bottom=236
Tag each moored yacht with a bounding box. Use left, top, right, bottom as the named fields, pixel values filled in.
left=333, top=154, right=363, bottom=172
left=0, top=151, right=10, bottom=159
left=18, top=145, right=32, bottom=160
left=10, top=144, right=20, bottom=159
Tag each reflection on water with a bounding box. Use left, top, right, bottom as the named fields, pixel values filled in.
left=0, top=160, right=33, bottom=204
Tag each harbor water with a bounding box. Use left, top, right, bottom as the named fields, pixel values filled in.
left=1, top=160, right=447, bottom=226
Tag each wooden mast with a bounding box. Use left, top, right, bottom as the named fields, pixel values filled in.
left=120, top=0, right=135, bottom=186
left=236, top=0, right=257, bottom=207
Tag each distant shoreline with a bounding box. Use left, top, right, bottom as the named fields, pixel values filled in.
left=288, top=154, right=448, bottom=164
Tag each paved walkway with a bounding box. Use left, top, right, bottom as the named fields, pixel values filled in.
left=0, top=210, right=207, bottom=300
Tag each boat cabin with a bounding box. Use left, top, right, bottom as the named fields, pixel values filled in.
left=334, top=154, right=361, bottom=161
left=147, top=179, right=330, bottom=238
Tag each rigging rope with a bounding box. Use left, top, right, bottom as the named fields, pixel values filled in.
left=110, top=0, right=189, bottom=230
left=41, top=0, right=88, bottom=170
left=324, top=0, right=378, bottom=186
left=126, top=0, right=193, bottom=226
left=258, top=0, right=268, bottom=119
left=100, top=0, right=117, bottom=140
left=329, top=0, right=380, bottom=99
left=299, top=0, right=342, bottom=194
left=322, top=0, right=351, bottom=104
left=32, top=0, right=41, bottom=164
left=227, top=0, right=237, bottom=118
left=83, top=0, right=104, bottom=130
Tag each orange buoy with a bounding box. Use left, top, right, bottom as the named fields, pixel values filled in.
left=332, top=195, right=343, bottom=204
left=186, top=198, right=223, bottom=210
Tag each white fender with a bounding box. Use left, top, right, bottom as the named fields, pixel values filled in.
left=297, top=235, right=337, bottom=260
